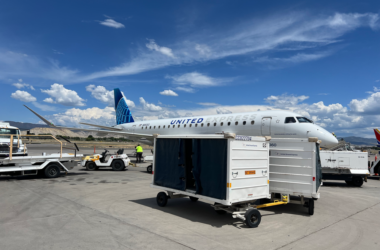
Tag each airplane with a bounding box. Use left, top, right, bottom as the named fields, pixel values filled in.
left=24, top=88, right=339, bottom=147
left=374, top=129, right=380, bottom=146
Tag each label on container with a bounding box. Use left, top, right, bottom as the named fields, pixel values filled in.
left=245, top=171, right=256, bottom=175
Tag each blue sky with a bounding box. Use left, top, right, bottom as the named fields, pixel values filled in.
left=1, top=0, right=380, bottom=137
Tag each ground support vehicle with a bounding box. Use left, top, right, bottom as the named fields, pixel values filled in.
left=267, top=138, right=322, bottom=215
left=0, top=153, right=82, bottom=178
left=0, top=122, right=27, bottom=157
left=369, top=158, right=380, bottom=178
left=151, top=134, right=291, bottom=228
left=81, top=149, right=134, bottom=171
left=320, top=151, right=369, bottom=187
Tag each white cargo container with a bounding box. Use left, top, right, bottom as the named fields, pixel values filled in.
left=268, top=138, right=322, bottom=215
left=151, top=134, right=275, bottom=228
left=320, top=151, right=369, bottom=187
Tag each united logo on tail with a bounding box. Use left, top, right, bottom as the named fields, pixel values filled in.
left=114, top=88, right=134, bottom=125
left=374, top=129, right=380, bottom=146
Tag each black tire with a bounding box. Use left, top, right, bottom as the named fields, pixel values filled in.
left=44, top=164, right=61, bottom=178
left=345, top=180, right=353, bottom=185
left=86, top=162, right=97, bottom=171
left=156, top=192, right=168, bottom=207
left=215, top=209, right=227, bottom=215
left=352, top=176, right=363, bottom=187
left=147, top=165, right=152, bottom=173
left=112, top=160, right=125, bottom=171
left=245, top=209, right=261, bottom=228
left=189, top=196, right=198, bottom=202
left=308, top=199, right=314, bottom=215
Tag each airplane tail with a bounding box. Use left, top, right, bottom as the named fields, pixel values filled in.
left=114, top=88, right=134, bottom=125
left=374, top=129, right=380, bottom=146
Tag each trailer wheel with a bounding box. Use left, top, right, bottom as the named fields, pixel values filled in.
left=308, top=199, right=314, bottom=215
left=44, top=164, right=61, bottom=178
left=112, top=160, right=125, bottom=171
left=352, top=176, right=363, bottom=187
left=345, top=180, right=353, bottom=185
left=189, top=196, right=198, bottom=202
left=156, top=192, right=168, bottom=207
left=245, top=209, right=261, bottom=228
left=147, top=165, right=152, bottom=173
left=86, top=162, right=97, bottom=171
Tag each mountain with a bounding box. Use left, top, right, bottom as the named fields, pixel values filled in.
left=339, top=136, right=377, bottom=146
left=5, top=121, right=49, bottom=130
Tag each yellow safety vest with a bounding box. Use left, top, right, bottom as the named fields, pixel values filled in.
left=136, top=146, right=143, bottom=153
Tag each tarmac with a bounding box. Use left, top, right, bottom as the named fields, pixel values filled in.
left=0, top=144, right=379, bottom=250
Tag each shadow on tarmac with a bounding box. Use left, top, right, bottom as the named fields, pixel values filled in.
left=322, top=181, right=361, bottom=188
left=131, top=196, right=309, bottom=228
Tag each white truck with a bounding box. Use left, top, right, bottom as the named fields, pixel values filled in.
left=0, top=122, right=27, bottom=157
left=320, top=151, right=369, bottom=187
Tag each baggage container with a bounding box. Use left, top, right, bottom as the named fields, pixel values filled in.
left=320, top=151, right=369, bottom=187
left=267, top=138, right=322, bottom=215
left=151, top=134, right=275, bottom=228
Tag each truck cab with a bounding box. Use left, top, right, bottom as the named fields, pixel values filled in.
left=0, top=122, right=27, bottom=157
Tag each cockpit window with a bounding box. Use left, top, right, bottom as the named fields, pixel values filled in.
left=297, top=117, right=313, bottom=123
left=285, top=117, right=297, bottom=123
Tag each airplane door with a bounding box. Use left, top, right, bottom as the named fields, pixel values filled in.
left=261, top=117, right=271, bottom=136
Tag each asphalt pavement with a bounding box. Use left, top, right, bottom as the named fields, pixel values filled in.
left=0, top=144, right=379, bottom=250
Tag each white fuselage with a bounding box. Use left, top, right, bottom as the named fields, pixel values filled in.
left=114, top=110, right=338, bottom=147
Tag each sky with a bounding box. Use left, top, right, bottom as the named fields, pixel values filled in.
left=1, top=0, right=380, bottom=137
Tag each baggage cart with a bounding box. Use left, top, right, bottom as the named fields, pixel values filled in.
left=151, top=134, right=287, bottom=228
left=267, top=138, right=322, bottom=215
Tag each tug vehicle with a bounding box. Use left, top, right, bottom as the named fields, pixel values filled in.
left=81, top=149, right=134, bottom=171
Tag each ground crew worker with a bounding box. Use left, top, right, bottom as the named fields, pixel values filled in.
left=136, top=144, right=143, bottom=163
left=375, top=154, right=378, bottom=162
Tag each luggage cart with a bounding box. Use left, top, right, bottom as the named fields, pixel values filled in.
left=151, top=134, right=288, bottom=228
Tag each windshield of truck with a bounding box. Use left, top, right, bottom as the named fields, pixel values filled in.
left=296, top=117, right=313, bottom=123
left=0, top=128, right=19, bottom=138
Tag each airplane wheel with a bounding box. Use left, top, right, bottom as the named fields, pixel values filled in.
left=86, top=162, right=97, bottom=171
left=112, top=160, right=125, bottom=171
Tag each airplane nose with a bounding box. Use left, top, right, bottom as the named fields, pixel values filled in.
left=314, top=127, right=338, bottom=147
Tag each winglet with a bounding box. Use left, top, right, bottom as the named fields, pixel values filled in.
left=24, top=105, right=56, bottom=127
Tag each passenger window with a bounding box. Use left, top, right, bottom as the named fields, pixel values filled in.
left=195, top=124, right=198, bottom=127
left=214, top=123, right=216, bottom=126
left=163, top=125, right=165, bottom=128
left=220, top=122, right=223, bottom=126
left=172, top=125, right=175, bottom=128
left=243, top=121, right=246, bottom=125
left=154, top=126, right=156, bottom=129
left=184, top=124, right=186, bottom=128
left=149, top=126, right=151, bottom=129
left=251, top=121, right=254, bottom=125
left=178, top=125, right=180, bottom=128
left=235, top=122, right=238, bottom=125
left=190, top=124, right=192, bottom=127
left=158, top=126, right=160, bottom=129
left=207, top=123, right=210, bottom=127
left=228, top=122, right=231, bottom=126
left=285, top=117, right=297, bottom=123
left=201, top=123, right=204, bottom=127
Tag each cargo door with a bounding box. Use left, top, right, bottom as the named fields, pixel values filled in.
left=261, top=117, right=272, bottom=136
left=338, top=157, right=350, bottom=167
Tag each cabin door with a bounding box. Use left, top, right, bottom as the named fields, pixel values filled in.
left=261, top=117, right=272, bottom=136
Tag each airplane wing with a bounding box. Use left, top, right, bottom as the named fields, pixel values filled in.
left=24, top=105, right=153, bottom=140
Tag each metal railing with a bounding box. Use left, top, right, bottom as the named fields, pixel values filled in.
left=1, top=134, right=63, bottom=160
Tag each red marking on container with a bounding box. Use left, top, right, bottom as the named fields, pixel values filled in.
left=313, top=177, right=315, bottom=181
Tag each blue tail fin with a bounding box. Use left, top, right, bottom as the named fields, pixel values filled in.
left=114, top=88, right=134, bottom=125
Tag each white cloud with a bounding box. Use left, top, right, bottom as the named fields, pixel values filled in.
left=85, top=85, right=135, bottom=108
left=175, top=86, right=195, bottom=93
left=198, top=102, right=219, bottom=106
left=253, top=52, right=331, bottom=66
left=146, top=39, right=175, bottom=58
left=32, top=102, right=56, bottom=111
left=41, top=83, right=85, bottom=106
left=265, top=94, right=309, bottom=107
left=373, top=86, right=380, bottom=92
left=139, top=97, right=162, bottom=111
left=43, top=97, right=55, bottom=104
left=159, top=90, right=178, bottom=96
left=349, top=92, right=380, bottom=114
left=11, top=90, right=37, bottom=102
left=12, top=79, right=35, bottom=90
left=216, top=108, right=232, bottom=114
left=100, top=19, right=125, bottom=29
left=52, top=107, right=116, bottom=126
left=167, top=72, right=230, bottom=88
left=195, top=44, right=211, bottom=57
